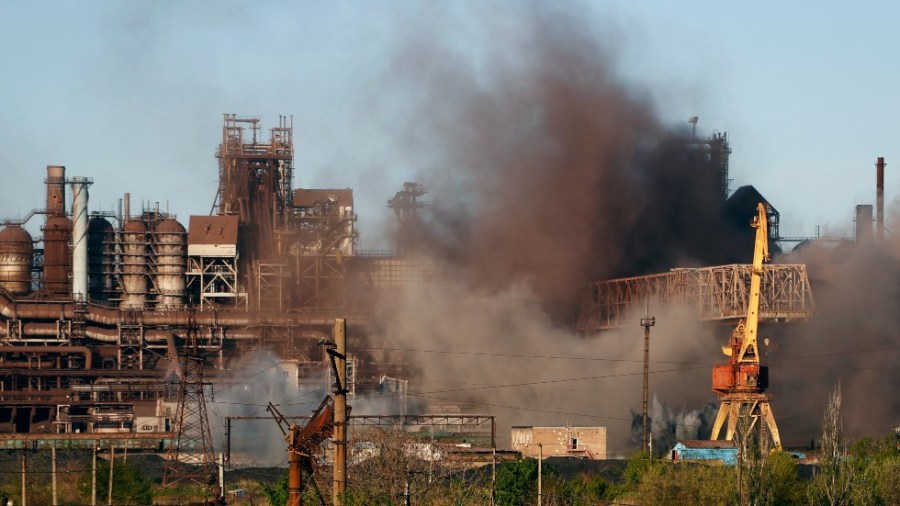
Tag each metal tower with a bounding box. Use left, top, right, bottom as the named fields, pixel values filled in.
left=162, top=310, right=217, bottom=488
left=710, top=203, right=782, bottom=450
left=214, top=114, right=294, bottom=265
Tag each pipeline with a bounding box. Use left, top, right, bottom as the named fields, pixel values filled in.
left=0, top=345, right=92, bottom=369
left=0, top=289, right=353, bottom=343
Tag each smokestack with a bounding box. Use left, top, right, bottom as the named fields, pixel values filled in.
left=70, top=177, right=93, bottom=301
left=123, top=192, right=131, bottom=224
left=877, top=157, right=885, bottom=242
left=855, top=204, right=873, bottom=244
left=45, top=165, right=66, bottom=217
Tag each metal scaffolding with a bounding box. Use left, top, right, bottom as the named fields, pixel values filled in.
left=578, top=263, right=814, bottom=332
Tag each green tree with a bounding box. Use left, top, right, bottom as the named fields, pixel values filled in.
left=808, top=383, right=854, bottom=506
left=261, top=474, right=326, bottom=506
left=848, top=434, right=900, bottom=505
left=557, top=473, right=611, bottom=505
left=261, top=475, right=289, bottom=506
left=77, top=459, right=154, bottom=506
left=495, top=458, right=551, bottom=506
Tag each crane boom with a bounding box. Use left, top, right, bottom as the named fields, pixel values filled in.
left=737, top=202, right=769, bottom=363
left=710, top=202, right=782, bottom=450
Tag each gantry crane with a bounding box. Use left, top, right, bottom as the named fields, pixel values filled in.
left=710, top=202, right=782, bottom=450
left=268, top=396, right=335, bottom=506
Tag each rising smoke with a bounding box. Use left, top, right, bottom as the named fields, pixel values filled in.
left=363, top=3, right=900, bottom=454
left=361, top=4, right=743, bottom=453
left=772, top=236, right=900, bottom=444
left=378, top=4, right=740, bottom=322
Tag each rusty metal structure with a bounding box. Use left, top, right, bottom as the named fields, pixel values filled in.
left=0, top=115, right=826, bottom=469
left=710, top=203, right=782, bottom=449
left=269, top=396, right=335, bottom=506
left=0, top=116, right=429, bottom=460
left=578, top=263, right=814, bottom=332
left=162, top=315, right=217, bottom=488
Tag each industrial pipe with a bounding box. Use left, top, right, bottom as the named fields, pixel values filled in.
left=1, top=289, right=351, bottom=336
left=877, top=157, right=885, bottom=243
left=0, top=345, right=91, bottom=370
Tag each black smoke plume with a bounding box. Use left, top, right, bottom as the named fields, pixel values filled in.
left=363, top=3, right=757, bottom=452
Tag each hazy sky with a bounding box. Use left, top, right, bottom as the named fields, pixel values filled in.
left=1, top=1, right=897, bottom=247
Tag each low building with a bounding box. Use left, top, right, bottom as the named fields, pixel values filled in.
left=671, top=440, right=738, bottom=465
left=511, top=426, right=607, bottom=460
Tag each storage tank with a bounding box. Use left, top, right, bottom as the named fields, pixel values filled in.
left=0, top=225, right=34, bottom=295
left=121, top=220, right=147, bottom=308
left=154, top=219, right=186, bottom=307
left=88, top=217, right=116, bottom=301
left=43, top=216, right=72, bottom=294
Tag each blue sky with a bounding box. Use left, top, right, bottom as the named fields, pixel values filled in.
left=1, top=1, right=897, bottom=247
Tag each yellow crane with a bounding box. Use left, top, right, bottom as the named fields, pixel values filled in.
left=710, top=202, right=782, bottom=450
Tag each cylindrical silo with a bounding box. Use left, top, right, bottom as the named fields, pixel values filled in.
left=0, top=226, right=34, bottom=295
left=121, top=220, right=147, bottom=308
left=43, top=216, right=72, bottom=295
left=155, top=218, right=187, bottom=307
left=88, top=217, right=116, bottom=301
left=70, top=177, right=92, bottom=300
left=45, top=165, right=66, bottom=217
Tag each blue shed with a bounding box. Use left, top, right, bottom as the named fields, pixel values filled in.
left=671, top=440, right=739, bottom=466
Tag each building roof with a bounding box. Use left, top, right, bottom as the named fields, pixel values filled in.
left=293, top=188, right=353, bottom=208
left=675, top=440, right=738, bottom=449
left=726, top=185, right=779, bottom=216
left=187, top=215, right=239, bottom=245
left=511, top=426, right=606, bottom=430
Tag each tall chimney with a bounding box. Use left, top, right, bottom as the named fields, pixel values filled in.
left=70, top=177, right=93, bottom=300
left=876, top=157, right=885, bottom=242
left=123, top=192, right=131, bottom=224
left=855, top=205, right=873, bottom=244
left=46, top=165, right=66, bottom=217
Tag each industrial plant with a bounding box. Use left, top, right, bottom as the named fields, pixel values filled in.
left=0, top=116, right=427, bottom=445
left=0, top=112, right=893, bottom=503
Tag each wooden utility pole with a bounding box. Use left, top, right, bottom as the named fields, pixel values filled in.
left=52, top=445, right=58, bottom=506
left=92, top=444, right=97, bottom=506
left=491, top=447, right=496, bottom=506
left=332, top=318, right=348, bottom=505
left=108, top=445, right=115, bottom=506
left=537, top=443, right=543, bottom=506
left=20, top=447, right=27, bottom=506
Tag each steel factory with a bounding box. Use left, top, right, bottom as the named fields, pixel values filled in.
left=0, top=112, right=892, bottom=499
left=0, top=116, right=429, bottom=446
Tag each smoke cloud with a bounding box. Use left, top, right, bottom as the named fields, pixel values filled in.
left=359, top=4, right=745, bottom=452
left=378, top=4, right=740, bottom=323
left=772, top=236, right=900, bottom=444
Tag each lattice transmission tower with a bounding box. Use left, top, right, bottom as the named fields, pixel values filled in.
left=162, top=309, right=217, bottom=488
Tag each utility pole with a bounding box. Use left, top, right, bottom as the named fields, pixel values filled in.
left=52, top=445, right=58, bottom=506
left=331, top=318, right=348, bottom=505
left=107, top=445, right=115, bottom=506
left=491, top=447, right=496, bottom=506
left=20, top=446, right=26, bottom=506
left=92, top=444, right=98, bottom=506
left=537, top=443, right=543, bottom=506
left=218, top=453, right=225, bottom=502
left=640, top=302, right=656, bottom=455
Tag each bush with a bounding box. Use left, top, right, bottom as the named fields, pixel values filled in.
left=77, top=459, right=154, bottom=506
